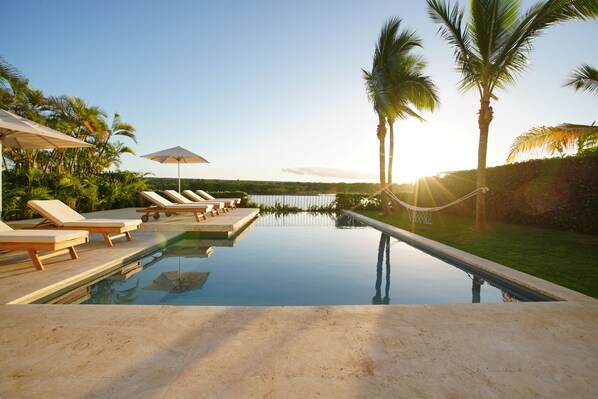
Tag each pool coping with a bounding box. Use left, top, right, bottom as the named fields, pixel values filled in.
left=343, top=210, right=597, bottom=304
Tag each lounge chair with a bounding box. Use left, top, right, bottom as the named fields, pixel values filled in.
left=163, top=190, right=226, bottom=214
left=137, top=191, right=215, bottom=222
left=0, top=221, right=88, bottom=270
left=183, top=190, right=236, bottom=211
left=27, top=200, right=142, bottom=247
left=195, top=190, right=240, bottom=208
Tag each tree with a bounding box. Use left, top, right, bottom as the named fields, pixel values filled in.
left=363, top=17, right=438, bottom=215
left=427, top=0, right=597, bottom=231
left=385, top=54, right=439, bottom=203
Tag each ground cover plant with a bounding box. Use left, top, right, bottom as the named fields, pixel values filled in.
left=359, top=210, right=598, bottom=299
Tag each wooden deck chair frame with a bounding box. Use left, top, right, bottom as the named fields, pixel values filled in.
left=0, top=221, right=89, bottom=271
left=0, top=237, right=88, bottom=270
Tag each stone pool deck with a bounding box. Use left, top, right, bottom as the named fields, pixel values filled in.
left=1, top=210, right=597, bottom=398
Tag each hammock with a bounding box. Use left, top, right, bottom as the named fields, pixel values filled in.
left=384, top=187, right=489, bottom=224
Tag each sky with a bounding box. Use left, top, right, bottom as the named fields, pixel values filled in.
left=1, top=0, right=596, bottom=184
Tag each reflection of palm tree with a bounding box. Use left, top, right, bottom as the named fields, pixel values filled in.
left=373, top=233, right=391, bottom=305
left=471, top=275, right=482, bottom=304
left=501, top=290, right=519, bottom=303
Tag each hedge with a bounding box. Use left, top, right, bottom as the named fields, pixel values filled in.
left=407, top=154, right=598, bottom=234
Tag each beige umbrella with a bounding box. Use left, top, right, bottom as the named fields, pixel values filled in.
left=144, top=270, right=210, bottom=293
left=0, top=109, right=93, bottom=218
left=141, top=146, right=209, bottom=193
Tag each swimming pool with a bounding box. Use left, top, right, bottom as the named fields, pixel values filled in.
left=50, top=213, right=550, bottom=306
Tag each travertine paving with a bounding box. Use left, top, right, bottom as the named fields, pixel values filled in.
left=0, top=210, right=597, bottom=398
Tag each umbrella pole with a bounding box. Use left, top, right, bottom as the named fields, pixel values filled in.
left=178, top=162, right=181, bottom=193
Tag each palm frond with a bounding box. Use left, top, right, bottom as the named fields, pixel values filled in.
left=564, top=64, right=598, bottom=95
left=427, top=0, right=479, bottom=94
left=507, top=123, right=598, bottom=162
left=492, top=0, right=596, bottom=91
left=0, top=56, right=25, bottom=91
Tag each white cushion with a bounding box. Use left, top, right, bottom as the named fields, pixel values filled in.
left=0, top=230, right=88, bottom=244
left=164, top=190, right=194, bottom=204
left=63, top=219, right=142, bottom=228
left=27, top=200, right=85, bottom=225
left=141, top=191, right=173, bottom=207
left=0, top=221, right=13, bottom=232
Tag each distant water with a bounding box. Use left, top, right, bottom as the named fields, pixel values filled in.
left=248, top=194, right=335, bottom=208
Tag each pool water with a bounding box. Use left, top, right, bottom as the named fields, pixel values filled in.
left=70, top=213, right=541, bottom=306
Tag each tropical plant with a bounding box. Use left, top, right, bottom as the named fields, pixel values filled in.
left=0, top=56, right=26, bottom=102
left=507, top=123, right=598, bottom=161
left=93, top=112, right=137, bottom=172
left=565, top=64, right=598, bottom=95
left=363, top=17, right=439, bottom=215
left=427, top=0, right=597, bottom=231
left=508, top=63, right=597, bottom=162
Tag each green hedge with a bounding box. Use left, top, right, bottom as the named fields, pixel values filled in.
left=409, top=154, right=598, bottom=234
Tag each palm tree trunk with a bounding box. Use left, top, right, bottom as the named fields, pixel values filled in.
left=377, top=113, right=390, bottom=215
left=42, top=149, right=57, bottom=173
left=476, top=98, right=493, bottom=231
left=94, top=132, right=112, bottom=168
left=387, top=119, right=398, bottom=214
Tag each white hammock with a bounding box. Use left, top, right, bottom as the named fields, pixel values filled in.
left=384, top=187, right=489, bottom=224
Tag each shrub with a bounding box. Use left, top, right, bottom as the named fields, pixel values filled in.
left=411, top=154, right=598, bottom=234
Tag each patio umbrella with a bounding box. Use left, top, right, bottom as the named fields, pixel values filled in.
left=144, top=241, right=212, bottom=294
left=144, top=270, right=210, bottom=293
left=141, top=146, right=209, bottom=193
left=0, top=109, right=93, bottom=218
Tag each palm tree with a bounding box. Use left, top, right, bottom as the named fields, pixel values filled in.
left=427, top=0, right=597, bottom=231
left=93, top=112, right=137, bottom=172
left=46, top=96, right=107, bottom=174
left=363, top=17, right=439, bottom=215
left=385, top=54, right=439, bottom=198
left=0, top=56, right=26, bottom=102
left=565, top=64, right=598, bottom=95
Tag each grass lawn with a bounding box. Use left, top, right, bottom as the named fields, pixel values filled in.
left=359, top=210, right=598, bottom=299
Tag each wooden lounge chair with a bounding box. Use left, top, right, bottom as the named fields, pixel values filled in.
left=182, top=190, right=235, bottom=211
left=27, top=200, right=142, bottom=247
left=195, top=190, right=240, bottom=208
left=138, top=191, right=215, bottom=222
left=0, top=221, right=88, bottom=270
left=163, top=190, right=226, bottom=214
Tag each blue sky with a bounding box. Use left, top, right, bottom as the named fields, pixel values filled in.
left=1, top=0, right=596, bottom=183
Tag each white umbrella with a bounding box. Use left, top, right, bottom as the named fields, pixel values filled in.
left=141, top=146, right=209, bottom=193
left=0, top=109, right=93, bottom=218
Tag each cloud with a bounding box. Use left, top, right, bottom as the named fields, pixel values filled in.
left=281, top=167, right=377, bottom=180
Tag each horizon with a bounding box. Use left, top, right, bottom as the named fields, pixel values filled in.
left=1, top=1, right=596, bottom=184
